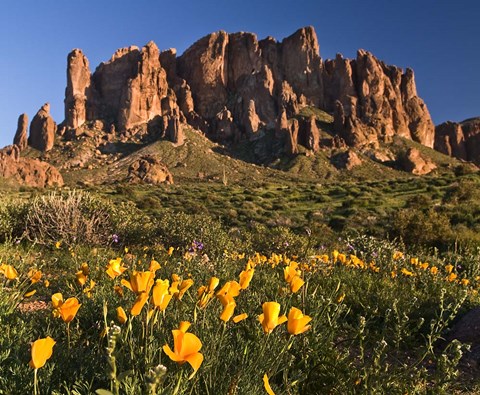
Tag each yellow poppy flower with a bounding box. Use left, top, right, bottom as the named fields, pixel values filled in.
left=239, top=267, right=254, bottom=290
left=176, top=279, right=194, bottom=300
left=2, top=264, right=18, bottom=280
left=216, top=281, right=241, bottom=298
left=461, top=278, right=470, bottom=286
left=76, top=271, right=87, bottom=286
left=121, top=271, right=154, bottom=295
left=29, top=337, right=55, bottom=369
left=163, top=321, right=204, bottom=377
left=284, top=263, right=299, bottom=283
left=197, top=277, right=219, bottom=308
left=167, top=247, right=174, bottom=256
left=393, top=251, right=404, bottom=260
left=208, top=277, right=220, bottom=292
left=447, top=273, right=457, bottom=282
left=233, top=313, right=248, bottom=323
left=149, top=260, right=161, bottom=272
left=152, top=279, right=172, bottom=311
left=289, top=276, right=305, bottom=293
left=258, top=302, right=287, bottom=334
left=24, top=290, right=37, bottom=298
left=131, top=292, right=149, bottom=316
left=287, top=307, right=312, bottom=335
left=106, top=258, right=127, bottom=279
left=116, top=306, right=128, bottom=324
left=220, top=300, right=236, bottom=322
left=51, top=293, right=64, bottom=309
left=263, top=373, right=276, bottom=395
left=401, top=268, right=414, bottom=277
left=170, top=277, right=193, bottom=300
left=430, top=266, right=438, bottom=275
left=28, top=269, right=42, bottom=284
left=83, top=280, right=96, bottom=298
left=58, top=297, right=81, bottom=323
left=445, top=264, right=454, bottom=274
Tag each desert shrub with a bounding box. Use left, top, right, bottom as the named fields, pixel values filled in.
left=108, top=200, right=156, bottom=246
left=0, top=199, right=28, bottom=242
left=443, top=179, right=480, bottom=204
left=24, top=190, right=113, bottom=246
left=329, top=215, right=347, bottom=232
left=153, top=211, right=235, bottom=258
left=246, top=223, right=309, bottom=256
left=390, top=208, right=454, bottom=249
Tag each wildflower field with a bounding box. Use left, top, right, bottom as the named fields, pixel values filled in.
left=1, top=190, right=480, bottom=394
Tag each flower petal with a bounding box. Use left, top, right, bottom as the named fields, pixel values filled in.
left=185, top=352, right=204, bottom=375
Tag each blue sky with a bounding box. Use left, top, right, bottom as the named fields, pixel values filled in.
left=0, top=0, right=479, bottom=149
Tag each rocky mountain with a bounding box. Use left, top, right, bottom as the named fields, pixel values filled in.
left=435, top=117, right=480, bottom=166
left=57, top=26, right=435, bottom=154
left=2, top=26, right=476, bottom=187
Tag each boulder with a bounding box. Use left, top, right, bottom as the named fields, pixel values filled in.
left=0, top=145, right=63, bottom=187
left=331, top=149, right=362, bottom=170
left=13, top=113, right=28, bottom=150
left=398, top=148, right=437, bottom=175
left=127, top=155, right=174, bottom=184
left=29, top=103, right=56, bottom=151
left=300, top=116, right=320, bottom=152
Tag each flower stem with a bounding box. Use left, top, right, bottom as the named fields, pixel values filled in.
left=33, top=368, right=38, bottom=395
left=67, top=322, right=71, bottom=351
left=172, top=370, right=184, bottom=395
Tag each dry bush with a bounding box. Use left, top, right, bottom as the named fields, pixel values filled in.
left=25, top=190, right=112, bottom=246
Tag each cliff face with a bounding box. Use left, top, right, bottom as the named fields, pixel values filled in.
left=40, top=27, right=438, bottom=160
left=435, top=118, right=480, bottom=165
left=324, top=52, right=434, bottom=148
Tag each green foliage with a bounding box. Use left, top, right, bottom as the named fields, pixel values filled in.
left=0, top=199, right=28, bottom=242
left=153, top=211, right=235, bottom=259
left=390, top=208, right=454, bottom=249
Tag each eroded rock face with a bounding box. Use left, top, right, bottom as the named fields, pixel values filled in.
left=326, top=51, right=434, bottom=148
left=435, top=118, right=480, bottom=165
left=13, top=113, right=28, bottom=150
left=177, top=31, right=229, bottom=119
left=127, top=155, right=174, bottom=184
left=281, top=26, right=323, bottom=108
left=55, top=26, right=439, bottom=163
left=0, top=145, right=63, bottom=187
left=29, top=103, right=56, bottom=151
left=65, top=49, right=92, bottom=129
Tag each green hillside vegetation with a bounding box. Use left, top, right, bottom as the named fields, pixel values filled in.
left=1, top=107, right=480, bottom=393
